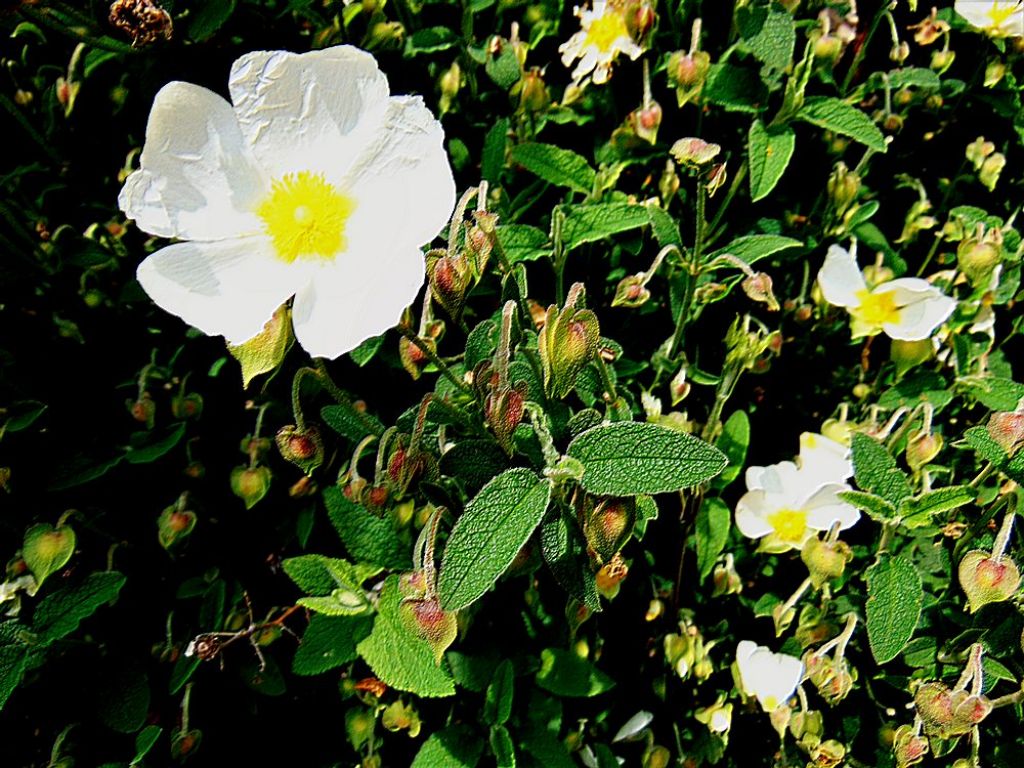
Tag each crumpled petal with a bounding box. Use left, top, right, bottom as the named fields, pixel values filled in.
left=291, top=244, right=425, bottom=359
left=136, top=237, right=302, bottom=344
left=119, top=82, right=267, bottom=241
left=735, top=490, right=775, bottom=539
left=880, top=278, right=956, bottom=341
left=817, top=244, right=866, bottom=308
left=228, top=47, right=390, bottom=178
left=804, top=484, right=860, bottom=531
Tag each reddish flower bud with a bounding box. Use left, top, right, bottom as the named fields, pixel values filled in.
left=230, top=465, right=271, bottom=509
left=275, top=424, right=324, bottom=475
left=958, top=550, right=1021, bottom=613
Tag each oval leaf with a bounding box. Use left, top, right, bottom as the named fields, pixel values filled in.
left=866, top=555, right=922, bottom=664
left=438, top=469, right=553, bottom=611
left=567, top=422, right=727, bottom=496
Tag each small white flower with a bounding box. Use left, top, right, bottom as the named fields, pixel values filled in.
left=735, top=640, right=804, bottom=712
left=119, top=46, right=456, bottom=360
left=955, top=1, right=1024, bottom=36
left=736, top=461, right=859, bottom=553
left=797, top=431, right=853, bottom=482
left=559, top=0, right=643, bottom=86
left=817, top=242, right=956, bottom=341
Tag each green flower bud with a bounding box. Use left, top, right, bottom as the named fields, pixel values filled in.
left=892, top=724, right=928, bottom=768
left=958, top=550, right=1021, bottom=613
left=427, top=250, right=472, bottom=322
left=157, top=505, right=196, bottom=550
left=801, top=537, right=852, bottom=588
left=930, top=49, right=955, bottom=73
left=612, top=273, right=651, bottom=308
left=667, top=49, right=710, bottom=106
left=171, top=392, right=203, bottom=420
left=957, top=237, right=1001, bottom=285
left=979, top=152, right=1006, bottom=191
left=538, top=301, right=600, bottom=400
left=906, top=429, right=943, bottom=471
left=230, top=465, right=271, bottom=509
left=399, top=596, right=458, bottom=665
left=584, top=496, right=636, bottom=564
left=827, top=162, right=861, bottom=216
left=275, top=424, right=324, bottom=475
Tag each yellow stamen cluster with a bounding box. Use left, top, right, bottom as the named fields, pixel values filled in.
left=257, top=171, right=355, bottom=263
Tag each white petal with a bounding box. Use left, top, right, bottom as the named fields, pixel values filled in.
left=735, top=491, right=774, bottom=539
left=228, top=47, right=390, bottom=177
left=883, top=290, right=956, bottom=341
left=804, top=483, right=860, bottom=531
left=291, top=245, right=425, bottom=359
left=136, top=237, right=301, bottom=343
left=817, top=244, right=866, bottom=308
left=798, top=432, right=853, bottom=481
left=119, top=82, right=267, bottom=240
left=342, top=96, right=456, bottom=251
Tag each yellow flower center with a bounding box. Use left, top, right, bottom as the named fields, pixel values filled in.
left=257, top=172, right=355, bottom=263
left=763, top=695, right=779, bottom=711
left=584, top=11, right=629, bottom=52
left=852, top=288, right=901, bottom=329
left=767, top=508, right=809, bottom=543
left=985, top=1, right=1022, bottom=30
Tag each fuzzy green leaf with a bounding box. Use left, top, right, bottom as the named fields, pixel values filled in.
left=33, top=571, right=126, bottom=645
left=490, top=725, right=516, bottom=768
left=647, top=205, right=682, bottom=248
left=851, top=433, right=912, bottom=507
left=509, top=142, right=595, bottom=194
left=567, top=422, right=727, bottom=496
left=959, top=376, right=1024, bottom=411
left=837, top=490, right=898, bottom=522
left=712, top=410, right=750, bottom=489
left=900, top=485, right=976, bottom=527
left=484, top=660, right=515, bottom=726
left=293, top=614, right=372, bottom=676
left=497, top=224, right=551, bottom=263
left=737, top=4, right=795, bottom=74
left=561, top=203, right=651, bottom=252
left=356, top=576, right=455, bottom=697
left=412, top=724, right=485, bottom=767
left=703, top=63, right=766, bottom=113
left=695, top=497, right=731, bottom=579
left=706, top=234, right=802, bottom=266
left=323, top=487, right=411, bottom=571
left=321, top=404, right=385, bottom=442
left=404, top=26, right=459, bottom=56
left=866, top=555, right=922, bottom=664
left=438, top=469, right=552, bottom=611
left=482, top=118, right=509, bottom=185
left=748, top=121, right=795, bottom=202
left=0, top=642, right=28, bottom=711
left=535, top=648, right=615, bottom=697
left=540, top=508, right=601, bottom=611
left=797, top=96, right=887, bottom=152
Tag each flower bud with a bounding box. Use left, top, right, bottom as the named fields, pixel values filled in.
left=170, top=392, right=203, bottom=420
left=810, top=740, right=846, bottom=768
left=659, top=160, right=680, bottom=204
left=814, top=34, right=844, bottom=62
left=538, top=303, right=600, bottom=400
left=512, top=67, right=550, bottom=113
left=695, top=698, right=732, bottom=734
left=979, top=152, right=1006, bottom=191
left=987, top=407, right=1024, bottom=456
left=595, top=553, right=628, bottom=598
left=741, top=272, right=780, bottom=311
left=642, top=745, right=671, bottom=768
left=890, top=338, right=934, bottom=377
left=667, top=49, right=710, bottom=106
left=157, top=505, right=196, bottom=549
left=957, top=237, right=1001, bottom=285
left=890, top=42, right=910, bottom=63
left=965, top=136, right=996, bottom=169
left=706, top=162, right=728, bottom=197
left=804, top=652, right=855, bottom=705
left=427, top=251, right=472, bottom=322
left=958, top=550, right=1021, bottom=613
left=984, top=59, right=1006, bottom=87
left=399, top=596, right=457, bottom=665
left=170, top=729, right=202, bottom=760
left=241, top=435, right=271, bottom=462
left=484, top=383, right=526, bottom=455
left=366, top=20, right=405, bottom=50
left=930, top=49, right=955, bottom=73
left=789, top=709, right=823, bottom=748
left=630, top=100, right=663, bottom=144
left=438, top=61, right=461, bottom=115
left=230, top=465, right=271, bottom=509
left=628, top=0, right=657, bottom=40
left=345, top=708, right=376, bottom=751
left=801, top=537, right=852, bottom=588
left=382, top=699, right=421, bottom=737
left=670, top=137, right=720, bottom=167
left=275, top=424, right=324, bottom=475
left=892, top=724, right=928, bottom=768
left=669, top=365, right=690, bottom=405
left=289, top=475, right=317, bottom=498
left=905, top=429, right=943, bottom=471
left=612, top=273, right=651, bottom=308
left=584, top=497, right=636, bottom=564
left=827, top=162, right=860, bottom=215
left=712, top=553, right=742, bottom=596
left=128, top=392, right=156, bottom=428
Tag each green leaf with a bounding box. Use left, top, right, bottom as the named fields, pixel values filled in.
left=737, top=4, right=795, bottom=74
left=323, top=487, right=411, bottom=570
left=48, top=453, right=124, bottom=491
left=851, top=433, right=912, bottom=507
left=865, top=555, right=923, bottom=664
left=884, top=67, right=941, bottom=90
left=283, top=554, right=380, bottom=597
left=293, top=614, right=372, bottom=676
left=561, top=203, right=651, bottom=252
left=125, top=423, right=185, bottom=464
left=132, top=725, right=162, bottom=766
left=521, top=730, right=576, bottom=768
left=540, top=508, right=601, bottom=611
left=95, top=661, right=149, bottom=733
left=497, top=224, right=551, bottom=263
left=350, top=334, right=384, bottom=366
left=226, top=304, right=293, bottom=387
left=959, top=376, right=1024, bottom=411
left=188, top=0, right=236, bottom=41
left=356, top=576, right=455, bottom=697
left=321, top=403, right=385, bottom=442
left=404, top=26, right=459, bottom=56
left=567, top=422, right=727, bottom=496
left=703, top=63, right=767, bottom=113
left=412, top=724, right=485, bottom=767
left=23, top=523, right=75, bottom=587
left=900, top=485, right=975, bottom=527
left=0, top=642, right=28, bottom=711
left=438, top=469, right=552, bottom=611
left=647, top=205, right=681, bottom=248
left=797, top=96, right=887, bottom=152
left=535, top=648, right=615, bottom=697
left=712, top=410, right=750, bottom=489
left=963, top=425, right=1007, bottom=465
left=837, top=490, right=898, bottom=522
left=509, top=143, right=595, bottom=194
left=481, top=118, right=509, bottom=185
left=484, top=660, right=515, bottom=726
left=439, top=440, right=508, bottom=495
left=3, top=400, right=46, bottom=432
left=490, top=725, right=516, bottom=768
left=706, top=234, right=802, bottom=266
left=748, top=121, right=795, bottom=202
left=695, top=497, right=731, bottom=579
left=485, top=43, right=521, bottom=89
left=33, top=571, right=126, bottom=645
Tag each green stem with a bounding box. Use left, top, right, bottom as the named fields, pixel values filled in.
left=19, top=6, right=137, bottom=54
left=667, top=264, right=697, bottom=360
left=552, top=207, right=567, bottom=304
left=396, top=325, right=472, bottom=395
left=705, top=161, right=748, bottom=244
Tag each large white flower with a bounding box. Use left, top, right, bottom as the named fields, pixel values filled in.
left=736, top=460, right=859, bottom=553
left=735, top=640, right=804, bottom=712
left=119, top=46, right=456, bottom=359
left=559, top=0, right=643, bottom=86
left=817, top=243, right=956, bottom=342
left=797, top=431, right=852, bottom=481
left=956, top=1, right=1024, bottom=36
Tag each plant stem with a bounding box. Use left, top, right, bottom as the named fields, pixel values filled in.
left=396, top=325, right=472, bottom=395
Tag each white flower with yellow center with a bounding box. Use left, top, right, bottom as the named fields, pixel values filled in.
left=736, top=460, right=859, bottom=553
left=956, top=1, right=1024, bottom=36
left=735, top=640, right=804, bottom=712
left=817, top=243, right=956, bottom=342
left=797, top=431, right=852, bottom=481
left=559, top=0, right=643, bottom=86
left=119, top=46, right=456, bottom=359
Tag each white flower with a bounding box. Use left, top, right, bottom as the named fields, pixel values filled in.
left=797, top=431, right=852, bottom=481
left=817, top=242, right=956, bottom=341
left=955, top=1, right=1024, bottom=36
left=559, top=0, right=643, bottom=86
left=735, top=640, right=804, bottom=712
left=119, top=46, right=456, bottom=359
left=736, top=461, right=859, bottom=553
